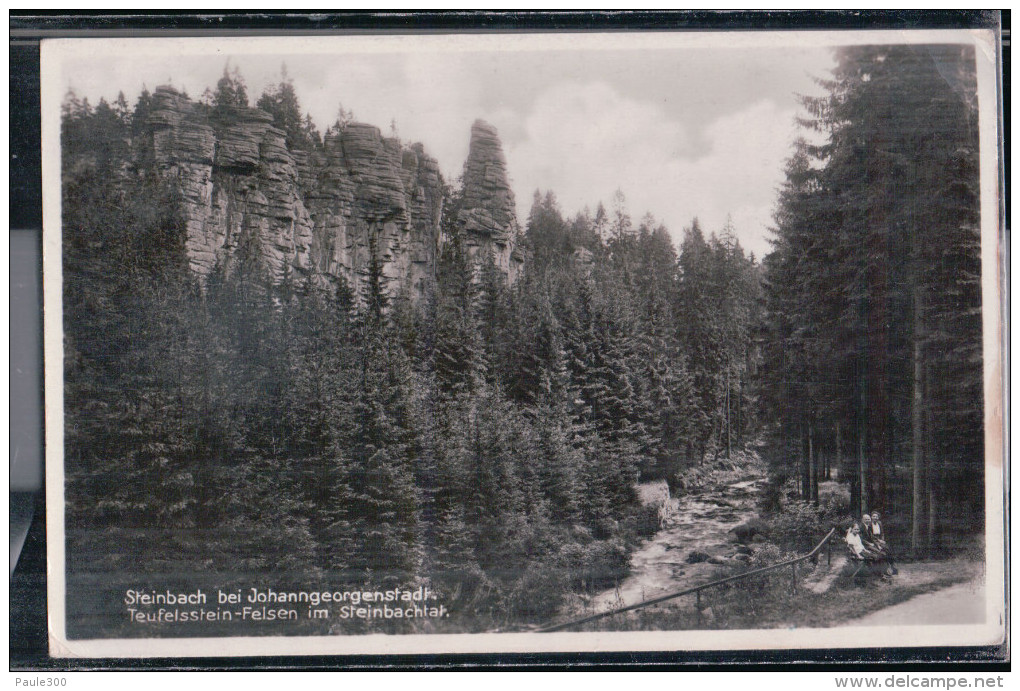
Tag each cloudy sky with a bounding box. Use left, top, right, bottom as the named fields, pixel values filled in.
left=51, top=34, right=838, bottom=258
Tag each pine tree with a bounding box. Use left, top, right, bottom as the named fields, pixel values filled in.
left=433, top=209, right=487, bottom=397
left=214, top=64, right=249, bottom=109
left=256, top=63, right=315, bottom=150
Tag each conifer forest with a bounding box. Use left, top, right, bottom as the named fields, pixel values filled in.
left=59, top=43, right=987, bottom=637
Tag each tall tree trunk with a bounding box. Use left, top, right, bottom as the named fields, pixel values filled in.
left=911, top=293, right=925, bottom=556
left=801, top=428, right=809, bottom=500
left=737, top=374, right=743, bottom=444
left=725, top=369, right=731, bottom=459
left=835, top=421, right=842, bottom=482
left=808, top=418, right=817, bottom=504
left=878, top=438, right=887, bottom=514
left=924, top=363, right=937, bottom=556
left=859, top=422, right=869, bottom=516
left=858, top=350, right=869, bottom=515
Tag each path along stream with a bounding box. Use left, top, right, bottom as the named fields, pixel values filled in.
left=587, top=466, right=766, bottom=612
left=571, top=467, right=987, bottom=630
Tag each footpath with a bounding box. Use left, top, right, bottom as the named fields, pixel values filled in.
left=844, top=577, right=986, bottom=626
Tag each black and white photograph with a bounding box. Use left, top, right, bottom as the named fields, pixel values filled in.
left=41, top=28, right=1005, bottom=657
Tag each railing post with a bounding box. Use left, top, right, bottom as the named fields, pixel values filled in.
left=827, top=538, right=832, bottom=566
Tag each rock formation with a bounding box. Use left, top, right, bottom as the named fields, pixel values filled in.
left=456, top=120, right=524, bottom=283
left=144, top=88, right=522, bottom=301
left=146, top=86, right=443, bottom=301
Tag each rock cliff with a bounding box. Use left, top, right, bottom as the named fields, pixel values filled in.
left=146, top=86, right=500, bottom=303
left=145, top=88, right=522, bottom=300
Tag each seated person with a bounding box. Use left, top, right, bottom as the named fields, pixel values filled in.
left=861, top=514, right=895, bottom=579
left=869, top=511, right=898, bottom=575
left=867, top=512, right=883, bottom=541
left=860, top=514, right=879, bottom=548
left=846, top=522, right=878, bottom=561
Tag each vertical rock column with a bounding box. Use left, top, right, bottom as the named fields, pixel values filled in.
left=457, top=120, right=524, bottom=283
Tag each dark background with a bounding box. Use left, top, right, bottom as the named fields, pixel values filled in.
left=9, top=9, right=1008, bottom=671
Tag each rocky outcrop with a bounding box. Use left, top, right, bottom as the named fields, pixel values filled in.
left=144, top=89, right=523, bottom=300
left=145, top=85, right=449, bottom=301
left=149, top=89, right=314, bottom=283
left=456, top=120, right=524, bottom=283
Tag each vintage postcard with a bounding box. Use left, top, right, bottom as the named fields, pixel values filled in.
left=41, top=28, right=1006, bottom=658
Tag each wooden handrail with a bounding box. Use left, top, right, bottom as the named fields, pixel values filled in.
left=536, top=526, right=840, bottom=633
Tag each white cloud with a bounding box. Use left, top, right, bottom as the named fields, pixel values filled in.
left=62, top=50, right=812, bottom=259
left=679, top=98, right=801, bottom=256
left=500, top=82, right=799, bottom=258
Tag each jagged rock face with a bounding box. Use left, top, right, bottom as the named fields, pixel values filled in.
left=457, top=120, right=524, bottom=283
left=146, top=86, right=446, bottom=301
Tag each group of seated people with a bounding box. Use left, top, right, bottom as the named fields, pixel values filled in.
left=845, top=511, right=898, bottom=580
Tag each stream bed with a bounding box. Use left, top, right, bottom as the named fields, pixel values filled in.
left=587, top=469, right=766, bottom=612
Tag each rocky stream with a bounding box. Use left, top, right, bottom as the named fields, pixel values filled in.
left=587, top=463, right=767, bottom=613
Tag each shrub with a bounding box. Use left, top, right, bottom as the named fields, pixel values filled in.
left=765, top=500, right=824, bottom=552
left=818, top=482, right=851, bottom=523
left=625, top=502, right=662, bottom=539
left=503, top=559, right=570, bottom=622
left=578, top=538, right=630, bottom=591
left=739, top=542, right=800, bottom=598
left=757, top=473, right=787, bottom=513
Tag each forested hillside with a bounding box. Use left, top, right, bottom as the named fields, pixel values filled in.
left=60, top=69, right=764, bottom=636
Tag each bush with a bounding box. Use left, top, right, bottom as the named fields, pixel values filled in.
left=625, top=502, right=662, bottom=539
left=739, top=542, right=800, bottom=598
left=818, top=482, right=851, bottom=523
left=561, top=538, right=630, bottom=592
left=503, top=559, right=570, bottom=622
left=749, top=541, right=796, bottom=569
left=765, top=500, right=824, bottom=552
left=757, top=473, right=787, bottom=513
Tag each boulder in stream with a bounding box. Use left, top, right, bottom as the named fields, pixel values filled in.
left=686, top=550, right=712, bottom=564
left=731, top=518, right=769, bottom=544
